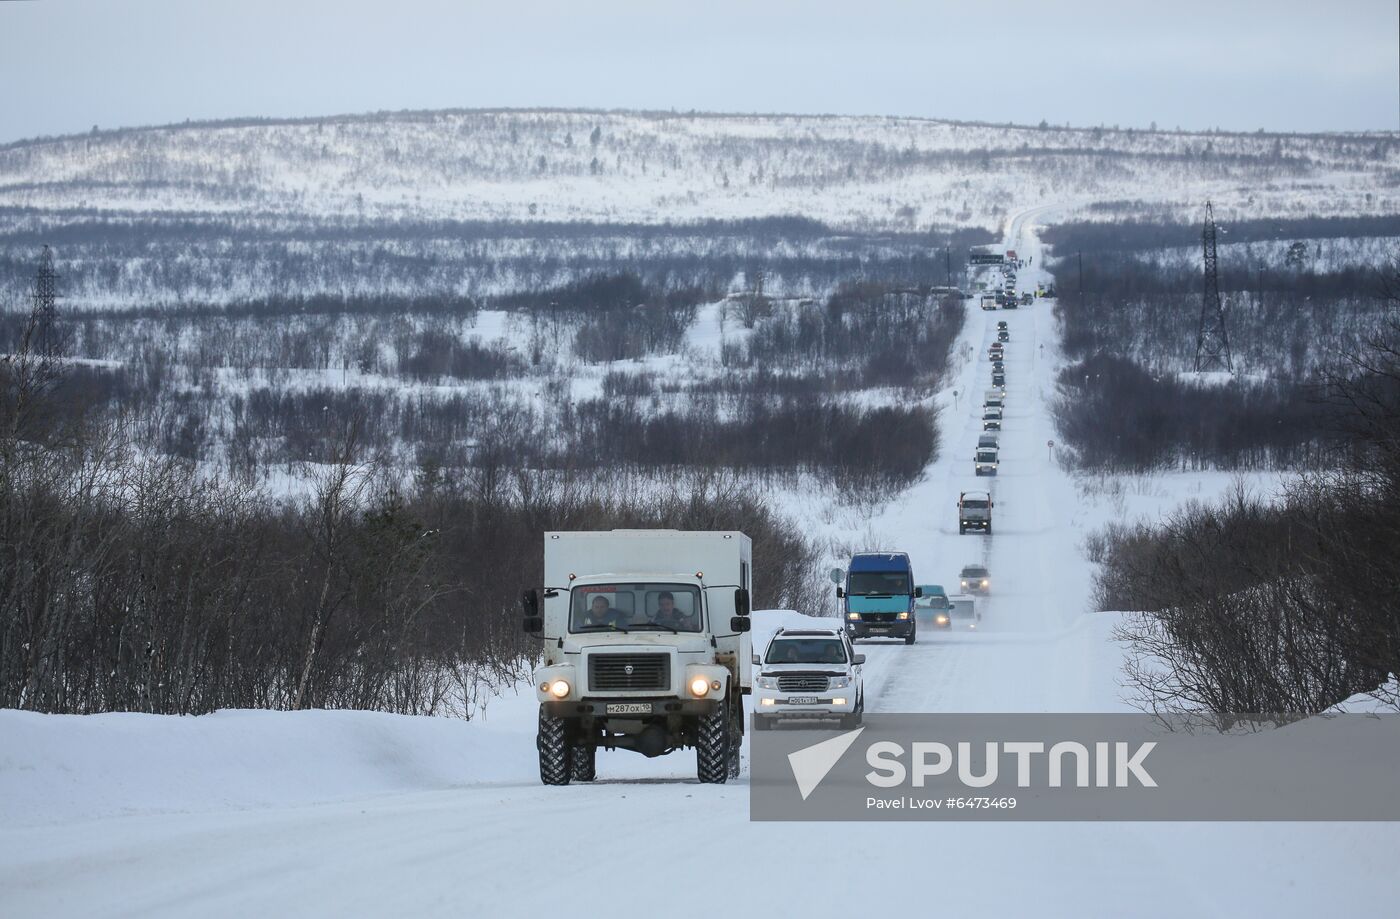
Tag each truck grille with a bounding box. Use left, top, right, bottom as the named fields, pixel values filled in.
left=778, top=675, right=830, bottom=693
left=861, top=613, right=896, bottom=623
left=588, top=654, right=669, bottom=692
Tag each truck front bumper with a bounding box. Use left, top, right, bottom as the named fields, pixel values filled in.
left=846, top=619, right=913, bottom=639
left=543, top=698, right=720, bottom=718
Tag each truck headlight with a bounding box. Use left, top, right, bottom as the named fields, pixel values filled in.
left=689, top=676, right=712, bottom=698
left=548, top=679, right=570, bottom=699
left=829, top=676, right=851, bottom=689
left=846, top=612, right=860, bottom=621
left=897, top=612, right=909, bottom=620
left=982, top=579, right=989, bottom=587
left=756, top=675, right=779, bottom=689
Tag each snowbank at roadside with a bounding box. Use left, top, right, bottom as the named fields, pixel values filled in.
left=0, top=705, right=535, bottom=827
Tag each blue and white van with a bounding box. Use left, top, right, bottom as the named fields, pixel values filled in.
left=832, top=552, right=920, bottom=645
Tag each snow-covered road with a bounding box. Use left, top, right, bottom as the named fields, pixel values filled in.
left=3, top=208, right=1398, bottom=918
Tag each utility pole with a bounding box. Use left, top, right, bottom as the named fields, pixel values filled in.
left=1077, top=251, right=1083, bottom=294
left=1194, top=201, right=1233, bottom=373
left=32, top=245, right=59, bottom=359
left=945, top=245, right=951, bottom=288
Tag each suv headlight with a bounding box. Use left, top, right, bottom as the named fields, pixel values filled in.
left=829, top=676, right=851, bottom=689
left=756, top=675, right=779, bottom=689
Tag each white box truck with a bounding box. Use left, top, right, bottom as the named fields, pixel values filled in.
left=522, top=530, right=753, bottom=785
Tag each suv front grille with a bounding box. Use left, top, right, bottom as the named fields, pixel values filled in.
left=588, top=653, right=669, bottom=692
left=778, top=675, right=830, bottom=693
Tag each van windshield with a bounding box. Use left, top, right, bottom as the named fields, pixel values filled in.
left=570, top=583, right=703, bottom=633
left=848, top=571, right=910, bottom=596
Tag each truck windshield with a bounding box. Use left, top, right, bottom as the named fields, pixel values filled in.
left=962, top=500, right=989, bottom=509
left=765, top=638, right=847, bottom=665
left=977, top=451, right=996, bottom=461
left=570, top=583, right=703, bottom=633
left=847, top=571, right=910, bottom=596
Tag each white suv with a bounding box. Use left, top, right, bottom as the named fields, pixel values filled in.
left=752, top=628, right=865, bottom=730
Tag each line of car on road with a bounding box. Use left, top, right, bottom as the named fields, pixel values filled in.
left=750, top=285, right=1017, bottom=732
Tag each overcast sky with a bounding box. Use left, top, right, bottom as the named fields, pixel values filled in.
left=1, top=0, right=1396, bottom=143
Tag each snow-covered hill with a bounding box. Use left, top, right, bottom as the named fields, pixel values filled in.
left=3, top=108, right=1396, bottom=231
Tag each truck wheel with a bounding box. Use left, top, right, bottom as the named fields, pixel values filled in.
left=985, top=524, right=993, bottom=536
left=537, top=707, right=572, bottom=786
left=570, top=743, right=596, bottom=782
left=696, top=704, right=730, bottom=784
left=959, top=524, right=966, bottom=535
left=905, top=625, right=917, bottom=645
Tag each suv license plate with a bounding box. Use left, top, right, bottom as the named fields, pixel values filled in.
left=605, top=703, right=652, bottom=715
left=786, top=697, right=819, bottom=705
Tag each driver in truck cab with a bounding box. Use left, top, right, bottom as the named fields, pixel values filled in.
left=651, top=591, right=697, bottom=630
left=582, top=594, right=629, bottom=629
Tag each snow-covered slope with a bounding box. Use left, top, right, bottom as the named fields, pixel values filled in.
left=3, top=109, right=1395, bottom=231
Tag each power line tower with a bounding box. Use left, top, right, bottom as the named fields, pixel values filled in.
left=31, top=245, right=60, bottom=359
left=1194, top=202, right=1233, bottom=373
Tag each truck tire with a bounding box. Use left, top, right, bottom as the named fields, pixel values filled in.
left=905, top=624, right=917, bottom=645
left=696, top=704, right=730, bottom=784
left=985, top=523, right=993, bottom=536
left=537, top=707, right=572, bottom=786
left=959, top=523, right=966, bottom=535
left=570, top=743, right=596, bottom=782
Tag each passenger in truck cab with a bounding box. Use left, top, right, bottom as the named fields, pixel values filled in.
left=651, top=591, right=697, bottom=630
left=582, top=594, right=628, bottom=629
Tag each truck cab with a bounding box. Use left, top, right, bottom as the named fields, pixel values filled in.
left=833, top=552, right=920, bottom=645
left=958, top=490, right=993, bottom=535
left=523, top=530, right=752, bottom=785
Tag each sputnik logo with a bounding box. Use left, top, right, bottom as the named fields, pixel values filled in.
left=787, top=727, right=865, bottom=801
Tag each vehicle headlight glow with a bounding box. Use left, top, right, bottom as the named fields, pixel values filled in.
left=829, top=676, right=851, bottom=689
left=897, top=612, right=909, bottom=620
left=548, top=679, right=570, bottom=699
left=847, top=612, right=860, bottom=620
left=756, top=675, right=779, bottom=689
left=982, top=579, right=989, bottom=587
left=689, top=676, right=712, bottom=698
left=936, top=615, right=949, bottom=624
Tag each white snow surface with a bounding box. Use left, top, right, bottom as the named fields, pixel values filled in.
left=3, top=207, right=1397, bottom=917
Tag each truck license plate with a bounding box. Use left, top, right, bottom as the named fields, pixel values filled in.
left=786, top=696, right=819, bottom=705
left=605, top=703, right=652, bottom=715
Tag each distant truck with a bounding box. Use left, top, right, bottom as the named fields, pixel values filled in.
left=985, top=389, right=1005, bottom=410
left=974, top=445, right=999, bottom=476
left=522, top=530, right=753, bottom=785
left=833, top=552, right=920, bottom=645
left=958, top=491, right=993, bottom=535
left=980, top=294, right=998, bottom=311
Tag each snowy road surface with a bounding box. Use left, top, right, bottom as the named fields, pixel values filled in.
left=3, top=208, right=1398, bottom=918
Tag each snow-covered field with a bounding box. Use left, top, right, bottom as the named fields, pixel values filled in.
left=4, top=207, right=1396, bottom=917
